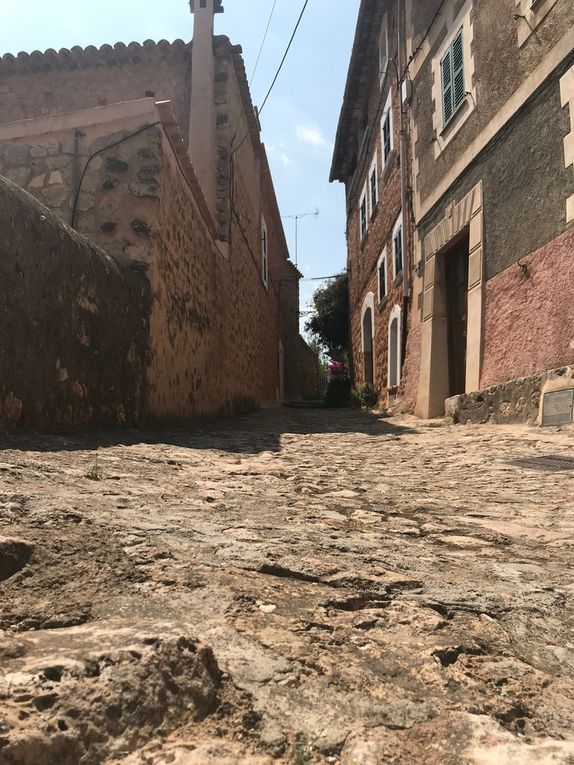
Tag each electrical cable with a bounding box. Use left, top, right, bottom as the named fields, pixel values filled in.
left=405, top=0, right=447, bottom=76
left=70, top=122, right=162, bottom=229
left=230, top=0, right=279, bottom=152
left=346, top=1, right=448, bottom=214
left=231, top=0, right=311, bottom=156
left=249, top=0, right=278, bottom=88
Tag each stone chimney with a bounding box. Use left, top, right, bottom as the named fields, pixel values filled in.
left=189, top=0, right=224, bottom=219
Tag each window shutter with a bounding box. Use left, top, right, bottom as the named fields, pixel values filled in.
left=379, top=259, right=386, bottom=298
left=452, top=30, right=465, bottom=111
left=383, top=112, right=391, bottom=160
left=441, top=48, right=453, bottom=124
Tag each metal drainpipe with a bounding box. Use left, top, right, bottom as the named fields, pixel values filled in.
left=397, top=0, right=410, bottom=374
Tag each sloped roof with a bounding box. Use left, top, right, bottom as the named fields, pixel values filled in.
left=0, top=34, right=260, bottom=149
left=329, top=0, right=383, bottom=183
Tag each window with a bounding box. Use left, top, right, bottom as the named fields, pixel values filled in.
left=359, top=184, right=368, bottom=240
left=369, top=152, right=378, bottom=216
left=261, top=216, right=268, bottom=287
left=388, top=305, right=402, bottom=388
left=381, top=91, right=393, bottom=167
left=379, top=16, right=389, bottom=86
left=393, top=214, right=403, bottom=277
left=377, top=248, right=387, bottom=302
left=361, top=293, right=376, bottom=386
left=441, top=28, right=465, bottom=126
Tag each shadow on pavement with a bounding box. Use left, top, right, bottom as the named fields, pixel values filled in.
left=0, top=407, right=414, bottom=456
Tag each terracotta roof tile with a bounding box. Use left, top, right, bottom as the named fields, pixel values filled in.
left=0, top=39, right=190, bottom=75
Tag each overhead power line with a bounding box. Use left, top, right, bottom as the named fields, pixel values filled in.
left=230, top=0, right=279, bottom=150
left=232, top=0, right=311, bottom=155
left=249, top=0, right=278, bottom=87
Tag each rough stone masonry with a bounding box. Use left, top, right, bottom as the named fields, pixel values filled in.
left=0, top=407, right=573, bottom=764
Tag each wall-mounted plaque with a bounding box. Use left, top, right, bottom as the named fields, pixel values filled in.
left=542, top=389, right=574, bottom=427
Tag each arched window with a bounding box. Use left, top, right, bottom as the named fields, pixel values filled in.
left=388, top=304, right=401, bottom=388
left=361, top=292, right=375, bottom=386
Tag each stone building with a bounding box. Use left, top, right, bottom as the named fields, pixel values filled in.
left=0, top=0, right=316, bottom=428
left=332, top=0, right=574, bottom=424
left=330, top=1, right=414, bottom=409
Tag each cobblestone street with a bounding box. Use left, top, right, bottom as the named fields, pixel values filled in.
left=1, top=408, right=574, bottom=764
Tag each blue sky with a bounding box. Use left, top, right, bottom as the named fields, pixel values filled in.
left=0, top=0, right=360, bottom=331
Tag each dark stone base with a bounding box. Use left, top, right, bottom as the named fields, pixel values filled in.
left=445, top=366, right=574, bottom=425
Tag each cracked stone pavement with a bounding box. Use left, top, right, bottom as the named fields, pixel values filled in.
left=0, top=408, right=573, bottom=764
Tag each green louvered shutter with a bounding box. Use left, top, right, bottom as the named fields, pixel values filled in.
left=441, top=48, right=453, bottom=124
left=452, top=29, right=465, bottom=112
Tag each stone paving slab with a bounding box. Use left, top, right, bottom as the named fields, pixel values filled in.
left=0, top=409, right=573, bottom=763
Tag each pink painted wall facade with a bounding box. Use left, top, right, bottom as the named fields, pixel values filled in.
left=480, top=228, right=574, bottom=389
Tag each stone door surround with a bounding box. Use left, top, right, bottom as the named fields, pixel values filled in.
left=560, top=62, right=574, bottom=224
left=416, top=181, right=484, bottom=418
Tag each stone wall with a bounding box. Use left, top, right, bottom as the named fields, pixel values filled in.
left=0, top=42, right=192, bottom=145
left=0, top=176, right=149, bottom=430
left=0, top=40, right=302, bottom=426
left=346, top=1, right=408, bottom=406
left=297, top=338, right=323, bottom=401
left=146, top=130, right=281, bottom=418
left=0, top=101, right=162, bottom=266
left=446, top=366, right=574, bottom=425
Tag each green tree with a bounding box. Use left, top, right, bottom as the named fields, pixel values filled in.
left=305, top=273, right=349, bottom=360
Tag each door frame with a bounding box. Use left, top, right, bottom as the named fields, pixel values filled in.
left=416, top=181, right=484, bottom=418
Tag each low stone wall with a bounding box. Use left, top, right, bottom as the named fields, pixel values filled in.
left=446, top=366, right=574, bottom=425
left=0, top=176, right=150, bottom=430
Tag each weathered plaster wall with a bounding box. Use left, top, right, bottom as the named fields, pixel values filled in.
left=481, top=228, right=574, bottom=389
left=417, top=66, right=574, bottom=280
left=410, top=0, right=574, bottom=212
left=0, top=42, right=192, bottom=144
left=0, top=176, right=149, bottom=430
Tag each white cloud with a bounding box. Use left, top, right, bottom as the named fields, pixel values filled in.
left=296, top=124, right=326, bottom=148
left=280, top=153, right=291, bottom=168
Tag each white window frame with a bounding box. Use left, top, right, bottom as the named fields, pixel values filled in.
left=381, top=90, right=393, bottom=169
left=359, top=183, right=368, bottom=240
left=378, top=14, right=389, bottom=87
left=431, top=0, right=475, bottom=158
left=261, top=215, right=268, bottom=288
left=368, top=151, right=378, bottom=217
left=388, top=304, right=402, bottom=388
left=392, top=213, right=403, bottom=278
left=377, top=247, right=387, bottom=303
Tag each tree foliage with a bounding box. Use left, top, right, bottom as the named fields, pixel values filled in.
left=305, top=273, right=349, bottom=360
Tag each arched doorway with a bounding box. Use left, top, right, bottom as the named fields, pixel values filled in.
left=361, top=293, right=375, bottom=386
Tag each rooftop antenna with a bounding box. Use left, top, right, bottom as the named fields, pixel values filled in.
left=283, top=208, right=319, bottom=265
